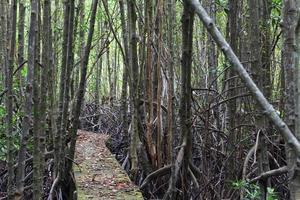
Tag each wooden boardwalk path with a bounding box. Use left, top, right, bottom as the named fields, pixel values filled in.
left=74, top=130, right=143, bottom=200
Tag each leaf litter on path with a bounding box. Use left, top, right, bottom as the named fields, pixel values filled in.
left=75, top=130, right=143, bottom=200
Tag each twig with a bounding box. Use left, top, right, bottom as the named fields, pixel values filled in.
left=188, top=167, right=199, bottom=189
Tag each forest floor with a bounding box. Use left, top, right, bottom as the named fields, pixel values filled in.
left=74, top=130, right=143, bottom=200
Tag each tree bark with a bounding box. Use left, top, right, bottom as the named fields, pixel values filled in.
left=166, top=0, right=175, bottom=166
left=224, top=0, right=240, bottom=188
left=282, top=1, right=300, bottom=199
left=56, top=0, right=70, bottom=178
left=17, top=0, right=25, bottom=95
left=16, top=0, right=36, bottom=197
left=145, top=0, right=155, bottom=167
left=180, top=1, right=194, bottom=198
left=127, top=0, right=140, bottom=179
left=32, top=1, right=42, bottom=198
left=119, top=0, right=129, bottom=138
left=6, top=0, right=17, bottom=199
left=156, top=0, right=163, bottom=168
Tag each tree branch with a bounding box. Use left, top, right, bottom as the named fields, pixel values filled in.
left=250, top=166, right=288, bottom=183
left=187, top=0, right=300, bottom=156
left=140, top=164, right=172, bottom=189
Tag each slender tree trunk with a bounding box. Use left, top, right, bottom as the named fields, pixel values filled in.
left=224, top=0, right=240, bottom=193
left=47, top=0, right=56, bottom=168
left=113, top=41, right=118, bottom=100
left=180, top=1, right=194, bottom=198
left=37, top=0, right=52, bottom=197
left=248, top=0, right=269, bottom=198
left=61, top=0, right=75, bottom=174
left=145, top=0, right=156, bottom=167
left=17, top=0, right=25, bottom=95
left=16, top=0, right=36, bottom=196
left=282, top=1, right=300, bottom=199
left=128, top=0, right=140, bottom=178
left=66, top=0, right=98, bottom=198
left=206, top=0, right=220, bottom=131
left=75, top=0, right=85, bottom=94
left=119, top=0, right=129, bottom=137
left=32, top=1, right=42, bottom=198
left=56, top=0, right=70, bottom=178
left=6, top=0, right=17, bottom=199
left=166, top=0, right=175, bottom=165
left=107, top=46, right=113, bottom=105
left=156, top=0, right=163, bottom=168
left=0, top=2, right=7, bottom=87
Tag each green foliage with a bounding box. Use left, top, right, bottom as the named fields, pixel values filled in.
left=21, top=66, right=27, bottom=77
left=270, top=0, right=282, bottom=26
left=232, top=180, right=278, bottom=200
left=267, top=187, right=278, bottom=200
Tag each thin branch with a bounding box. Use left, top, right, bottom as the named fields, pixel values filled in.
left=140, top=164, right=172, bottom=189
left=249, top=166, right=288, bottom=183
